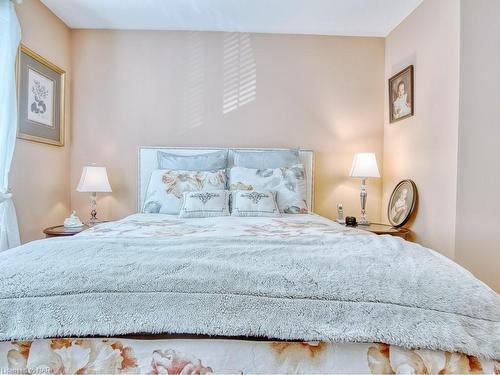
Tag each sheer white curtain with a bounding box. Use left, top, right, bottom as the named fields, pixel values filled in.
left=0, top=0, right=21, bottom=250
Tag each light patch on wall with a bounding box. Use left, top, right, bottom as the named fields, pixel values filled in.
left=181, top=31, right=205, bottom=130
left=222, top=32, right=257, bottom=114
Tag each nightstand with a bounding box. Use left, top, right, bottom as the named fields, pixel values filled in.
left=43, top=225, right=89, bottom=238
left=359, top=223, right=410, bottom=240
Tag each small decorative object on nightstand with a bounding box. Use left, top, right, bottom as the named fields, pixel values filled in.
left=362, top=223, right=410, bottom=240
left=63, top=210, right=84, bottom=228
left=77, top=165, right=112, bottom=225
left=349, top=152, right=380, bottom=225
left=43, top=224, right=89, bottom=238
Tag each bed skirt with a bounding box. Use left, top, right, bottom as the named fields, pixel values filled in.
left=1, top=337, right=498, bottom=374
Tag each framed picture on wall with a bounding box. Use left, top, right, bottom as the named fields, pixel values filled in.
left=17, top=44, right=65, bottom=146
left=389, top=65, right=414, bottom=123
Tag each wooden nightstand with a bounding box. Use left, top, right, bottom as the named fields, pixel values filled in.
left=43, top=225, right=90, bottom=238
left=359, top=223, right=410, bottom=240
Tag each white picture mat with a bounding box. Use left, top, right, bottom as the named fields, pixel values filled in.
left=138, top=147, right=315, bottom=212
left=27, top=68, right=54, bottom=127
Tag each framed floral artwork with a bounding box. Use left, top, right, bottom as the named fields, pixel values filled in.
left=17, top=44, right=65, bottom=146
left=389, top=65, right=414, bottom=123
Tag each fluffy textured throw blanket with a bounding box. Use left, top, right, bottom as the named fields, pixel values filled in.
left=0, top=215, right=498, bottom=359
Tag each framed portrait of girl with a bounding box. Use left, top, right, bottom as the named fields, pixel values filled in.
left=389, top=65, right=414, bottom=123
left=387, top=180, right=417, bottom=227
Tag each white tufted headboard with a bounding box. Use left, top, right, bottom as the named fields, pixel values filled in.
left=137, top=147, right=315, bottom=212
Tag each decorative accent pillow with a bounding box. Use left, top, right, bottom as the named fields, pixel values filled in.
left=231, top=190, right=280, bottom=217
left=179, top=190, right=230, bottom=218
left=229, top=164, right=308, bottom=214
left=143, top=169, right=226, bottom=214
left=233, top=149, right=300, bottom=169
left=157, top=150, right=228, bottom=171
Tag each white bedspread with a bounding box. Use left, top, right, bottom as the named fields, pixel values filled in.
left=0, top=214, right=498, bottom=359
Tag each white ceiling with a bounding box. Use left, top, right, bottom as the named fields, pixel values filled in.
left=40, top=0, right=423, bottom=37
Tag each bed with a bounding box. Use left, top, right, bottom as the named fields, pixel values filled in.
left=0, top=147, right=498, bottom=374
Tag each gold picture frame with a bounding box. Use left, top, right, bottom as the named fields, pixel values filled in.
left=17, top=44, right=65, bottom=146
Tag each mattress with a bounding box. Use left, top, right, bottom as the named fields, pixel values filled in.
left=0, top=213, right=498, bottom=374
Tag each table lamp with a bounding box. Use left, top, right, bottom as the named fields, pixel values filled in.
left=76, top=165, right=112, bottom=224
left=349, top=153, right=380, bottom=225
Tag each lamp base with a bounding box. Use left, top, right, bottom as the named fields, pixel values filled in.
left=358, top=178, right=370, bottom=226
left=85, top=219, right=104, bottom=227
left=88, top=192, right=99, bottom=226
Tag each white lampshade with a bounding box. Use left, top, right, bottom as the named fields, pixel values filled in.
left=349, top=153, right=380, bottom=178
left=77, top=166, right=112, bottom=193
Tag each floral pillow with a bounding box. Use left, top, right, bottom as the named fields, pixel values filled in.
left=229, top=164, right=308, bottom=214
left=143, top=169, right=226, bottom=214
left=179, top=190, right=230, bottom=218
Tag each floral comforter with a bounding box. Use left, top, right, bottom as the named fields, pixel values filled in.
left=78, top=213, right=366, bottom=239
left=1, top=338, right=498, bottom=374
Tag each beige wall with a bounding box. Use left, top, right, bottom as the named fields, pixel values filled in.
left=455, top=0, right=500, bottom=292
left=8, top=0, right=498, bottom=292
left=381, top=0, right=460, bottom=258
left=70, top=30, right=385, bottom=222
left=11, top=0, right=71, bottom=243
left=8, top=0, right=499, bottom=293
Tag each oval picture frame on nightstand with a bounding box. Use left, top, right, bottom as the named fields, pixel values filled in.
left=387, top=180, right=417, bottom=227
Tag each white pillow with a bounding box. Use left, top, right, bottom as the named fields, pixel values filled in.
left=229, top=164, right=308, bottom=214
left=143, top=169, right=226, bottom=214
left=179, top=190, right=230, bottom=218
left=231, top=190, right=280, bottom=217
